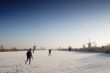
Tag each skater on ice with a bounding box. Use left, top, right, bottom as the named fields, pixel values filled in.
left=25, top=48, right=33, bottom=64
left=48, top=49, right=52, bottom=56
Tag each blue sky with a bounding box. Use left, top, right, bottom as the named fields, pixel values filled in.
left=0, top=0, right=110, bottom=49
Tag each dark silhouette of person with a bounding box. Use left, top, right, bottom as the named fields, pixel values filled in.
left=25, top=48, right=33, bottom=64
left=48, top=49, right=51, bottom=56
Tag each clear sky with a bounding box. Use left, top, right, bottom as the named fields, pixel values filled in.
left=0, top=0, right=110, bottom=49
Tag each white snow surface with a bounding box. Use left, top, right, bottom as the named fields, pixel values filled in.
left=0, top=50, right=110, bottom=73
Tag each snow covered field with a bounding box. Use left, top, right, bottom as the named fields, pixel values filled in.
left=0, top=50, right=110, bottom=73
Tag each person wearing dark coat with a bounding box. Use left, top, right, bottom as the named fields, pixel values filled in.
left=25, top=48, right=33, bottom=64
left=48, top=49, right=51, bottom=56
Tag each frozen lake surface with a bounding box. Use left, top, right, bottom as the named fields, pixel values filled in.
left=0, top=50, right=110, bottom=73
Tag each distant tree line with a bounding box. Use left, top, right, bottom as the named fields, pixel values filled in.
left=57, top=46, right=78, bottom=51
left=57, top=46, right=110, bottom=53
left=79, top=46, right=110, bottom=53
left=0, top=45, right=26, bottom=52
left=0, top=48, right=26, bottom=52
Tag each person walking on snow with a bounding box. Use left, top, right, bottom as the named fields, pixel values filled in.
left=25, top=48, right=33, bottom=64
left=48, top=49, right=52, bottom=56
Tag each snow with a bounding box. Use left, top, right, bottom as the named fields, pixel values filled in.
left=0, top=50, right=110, bottom=73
